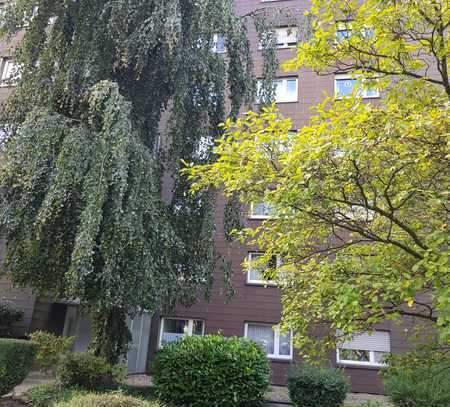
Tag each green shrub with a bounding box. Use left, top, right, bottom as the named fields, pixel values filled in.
left=23, top=383, right=84, bottom=407
left=0, top=338, right=36, bottom=395
left=382, top=349, right=450, bottom=407
left=53, top=393, right=160, bottom=407
left=57, top=352, right=126, bottom=391
left=152, top=335, right=270, bottom=407
left=0, top=301, right=24, bottom=336
left=287, top=363, right=349, bottom=407
left=30, top=331, right=75, bottom=374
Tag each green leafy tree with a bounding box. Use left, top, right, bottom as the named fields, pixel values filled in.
left=0, top=0, right=265, bottom=363
left=187, top=0, right=450, bottom=358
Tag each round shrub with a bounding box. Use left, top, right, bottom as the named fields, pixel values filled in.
left=287, top=363, right=349, bottom=407
left=53, top=393, right=159, bottom=407
left=57, top=352, right=125, bottom=391
left=152, top=335, right=271, bottom=407
left=0, top=338, right=36, bottom=395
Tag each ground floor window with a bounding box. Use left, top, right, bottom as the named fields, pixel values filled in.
left=159, top=318, right=204, bottom=348
left=245, top=322, right=292, bottom=360
left=337, top=331, right=390, bottom=367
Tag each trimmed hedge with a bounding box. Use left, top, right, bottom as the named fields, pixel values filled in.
left=287, top=363, right=349, bottom=407
left=57, top=352, right=125, bottom=391
left=0, top=338, right=36, bottom=395
left=53, top=393, right=160, bottom=407
left=152, top=335, right=271, bottom=407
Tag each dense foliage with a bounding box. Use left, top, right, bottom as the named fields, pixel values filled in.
left=24, top=383, right=86, bottom=407
left=54, top=393, right=160, bottom=407
left=30, top=331, right=75, bottom=374
left=0, top=338, right=36, bottom=395
left=382, top=348, right=450, bottom=407
left=57, top=352, right=125, bottom=391
left=287, top=363, right=349, bottom=407
left=0, top=0, right=281, bottom=363
left=152, top=335, right=271, bottom=407
left=0, top=301, right=23, bottom=336
left=187, top=0, right=450, bottom=357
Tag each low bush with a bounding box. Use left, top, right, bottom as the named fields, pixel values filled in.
left=287, top=363, right=349, bottom=407
left=53, top=393, right=161, bottom=407
left=23, top=383, right=84, bottom=407
left=152, top=335, right=271, bottom=407
left=382, top=349, right=450, bottom=407
left=57, top=352, right=126, bottom=391
left=0, top=338, right=36, bottom=395
left=0, top=301, right=24, bottom=336
left=30, top=331, right=75, bottom=374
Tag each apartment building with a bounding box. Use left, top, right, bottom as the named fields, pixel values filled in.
left=0, top=0, right=414, bottom=395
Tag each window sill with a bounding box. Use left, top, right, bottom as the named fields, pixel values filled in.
left=246, top=282, right=277, bottom=287
left=337, top=362, right=384, bottom=370
left=258, top=46, right=297, bottom=51
left=248, top=216, right=271, bottom=220
left=268, top=356, right=293, bottom=362
left=335, top=95, right=380, bottom=101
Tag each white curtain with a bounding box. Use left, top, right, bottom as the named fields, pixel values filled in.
left=248, top=324, right=274, bottom=354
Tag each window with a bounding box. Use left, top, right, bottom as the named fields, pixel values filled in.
left=250, top=202, right=273, bottom=219
left=337, top=331, right=390, bottom=367
left=257, top=77, right=298, bottom=104
left=247, top=252, right=278, bottom=285
left=275, top=27, right=297, bottom=48
left=159, top=318, right=204, bottom=348
left=336, top=21, right=352, bottom=42
left=0, top=58, right=20, bottom=87
left=334, top=74, right=379, bottom=99
left=245, top=323, right=292, bottom=360
left=212, top=34, right=226, bottom=54
left=336, top=21, right=373, bottom=43
left=259, top=27, right=297, bottom=49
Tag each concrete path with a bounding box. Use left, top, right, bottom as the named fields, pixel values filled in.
left=7, top=371, right=54, bottom=398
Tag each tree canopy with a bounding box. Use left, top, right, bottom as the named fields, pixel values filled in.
left=187, top=0, right=450, bottom=358
left=0, top=0, right=263, bottom=362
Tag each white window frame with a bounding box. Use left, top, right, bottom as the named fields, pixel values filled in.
left=158, top=317, right=205, bottom=349
left=246, top=252, right=278, bottom=286
left=336, top=21, right=353, bottom=43
left=334, top=74, right=379, bottom=99
left=275, top=27, right=298, bottom=49
left=336, top=331, right=390, bottom=367
left=249, top=202, right=273, bottom=220
left=259, top=27, right=298, bottom=50
left=212, top=34, right=226, bottom=54
left=257, top=77, right=298, bottom=104
left=244, top=322, right=293, bottom=360
left=0, top=58, right=19, bottom=87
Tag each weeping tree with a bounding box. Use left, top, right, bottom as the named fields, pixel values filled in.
left=0, top=0, right=272, bottom=363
